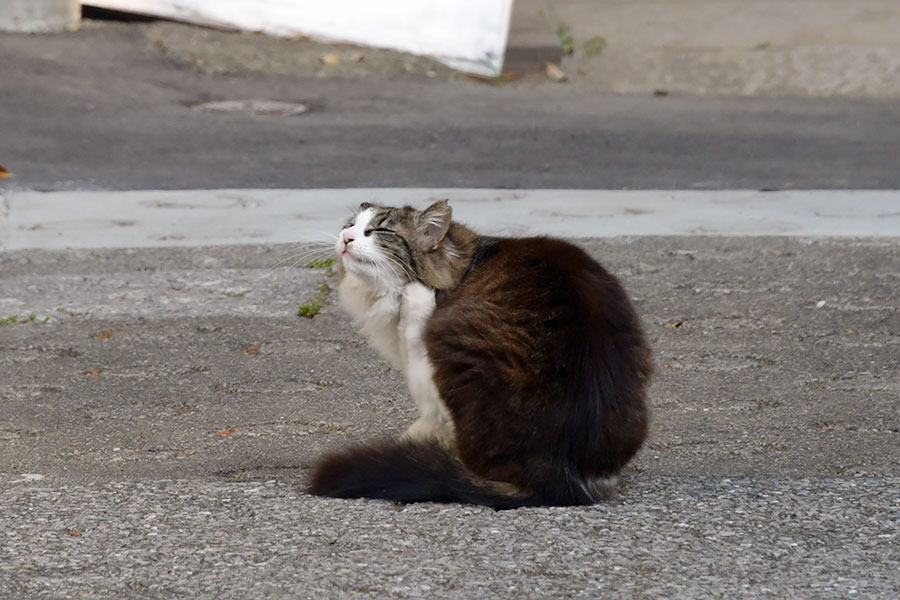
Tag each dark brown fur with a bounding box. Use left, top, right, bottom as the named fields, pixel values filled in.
left=426, top=237, right=652, bottom=503
left=309, top=203, right=652, bottom=508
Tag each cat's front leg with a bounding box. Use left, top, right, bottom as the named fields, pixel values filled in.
left=399, top=282, right=454, bottom=446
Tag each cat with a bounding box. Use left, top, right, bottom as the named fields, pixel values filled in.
left=308, top=200, right=652, bottom=508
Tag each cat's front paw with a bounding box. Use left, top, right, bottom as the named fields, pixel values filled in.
left=402, top=417, right=455, bottom=448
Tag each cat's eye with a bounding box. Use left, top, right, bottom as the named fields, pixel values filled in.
left=366, top=227, right=395, bottom=237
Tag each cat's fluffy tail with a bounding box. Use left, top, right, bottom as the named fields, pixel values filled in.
left=309, top=439, right=571, bottom=509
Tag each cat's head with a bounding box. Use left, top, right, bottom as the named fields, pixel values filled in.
left=336, top=200, right=466, bottom=291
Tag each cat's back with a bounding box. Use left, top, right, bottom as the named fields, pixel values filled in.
left=428, top=235, right=651, bottom=380
left=441, top=236, right=630, bottom=321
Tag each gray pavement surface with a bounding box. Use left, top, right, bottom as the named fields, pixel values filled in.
left=2, top=238, right=898, bottom=597
left=2, top=20, right=900, bottom=192
left=5, top=189, right=900, bottom=251
left=4, top=477, right=898, bottom=598
left=545, top=0, right=900, bottom=98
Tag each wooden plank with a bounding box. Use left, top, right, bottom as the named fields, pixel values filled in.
left=84, top=0, right=513, bottom=75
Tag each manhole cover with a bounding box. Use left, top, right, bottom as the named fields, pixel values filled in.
left=192, top=100, right=309, bottom=116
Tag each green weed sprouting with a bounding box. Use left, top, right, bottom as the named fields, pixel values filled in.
left=298, top=282, right=331, bottom=319
left=0, top=314, right=49, bottom=325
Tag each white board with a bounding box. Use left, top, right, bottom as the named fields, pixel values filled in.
left=85, top=0, right=513, bottom=76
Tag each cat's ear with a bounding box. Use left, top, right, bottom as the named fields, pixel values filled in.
left=417, top=200, right=452, bottom=250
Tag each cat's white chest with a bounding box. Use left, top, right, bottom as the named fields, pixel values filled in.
left=338, top=273, right=453, bottom=442
left=338, top=271, right=404, bottom=369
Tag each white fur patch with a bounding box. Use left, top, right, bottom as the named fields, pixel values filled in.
left=335, top=208, right=454, bottom=440
left=337, top=207, right=403, bottom=367
left=399, top=282, right=454, bottom=441
left=339, top=270, right=403, bottom=369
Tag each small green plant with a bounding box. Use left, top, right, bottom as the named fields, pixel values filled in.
left=307, top=257, right=336, bottom=269
left=583, top=35, right=607, bottom=57
left=0, top=314, right=48, bottom=325
left=297, top=302, right=322, bottom=319
left=556, top=24, right=575, bottom=55
left=298, top=282, right=331, bottom=319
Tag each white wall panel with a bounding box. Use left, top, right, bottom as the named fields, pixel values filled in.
left=85, top=0, right=513, bottom=75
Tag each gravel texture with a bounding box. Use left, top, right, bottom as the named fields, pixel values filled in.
left=2, top=477, right=898, bottom=599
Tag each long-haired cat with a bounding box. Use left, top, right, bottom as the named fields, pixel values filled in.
left=308, top=200, right=652, bottom=508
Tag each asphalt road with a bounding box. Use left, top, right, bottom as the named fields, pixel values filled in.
left=1, top=239, right=898, bottom=598
left=2, top=22, right=900, bottom=192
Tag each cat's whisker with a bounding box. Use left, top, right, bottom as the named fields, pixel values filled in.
left=286, top=251, right=336, bottom=271
left=268, top=240, right=331, bottom=260
left=292, top=256, right=336, bottom=271
left=270, top=254, right=315, bottom=270
left=378, top=260, right=402, bottom=286
left=374, top=259, right=392, bottom=288
left=267, top=241, right=334, bottom=270
left=381, top=250, right=409, bottom=272
left=378, top=259, right=402, bottom=290
left=269, top=246, right=336, bottom=270
left=381, top=254, right=414, bottom=283
left=374, top=250, right=411, bottom=284
left=378, top=249, right=414, bottom=279
left=285, top=247, right=336, bottom=263
left=266, top=246, right=306, bottom=269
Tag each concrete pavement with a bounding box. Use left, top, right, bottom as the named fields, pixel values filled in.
left=1, top=234, right=898, bottom=598
left=544, top=0, right=900, bottom=97
left=0, top=0, right=79, bottom=33
left=4, top=478, right=898, bottom=598
left=3, top=189, right=900, bottom=250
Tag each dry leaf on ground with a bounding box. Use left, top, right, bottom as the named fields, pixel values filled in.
left=319, top=53, right=340, bottom=66
left=217, top=427, right=238, bottom=436
left=664, top=320, right=685, bottom=328
left=92, top=329, right=129, bottom=340
left=243, top=344, right=260, bottom=355
left=0, top=164, right=12, bottom=179
left=84, top=369, right=101, bottom=377
left=545, top=62, right=567, bottom=82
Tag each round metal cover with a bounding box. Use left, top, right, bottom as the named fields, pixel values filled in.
left=193, top=100, right=309, bottom=116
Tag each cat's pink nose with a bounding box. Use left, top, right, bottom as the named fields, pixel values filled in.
left=342, top=231, right=355, bottom=245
